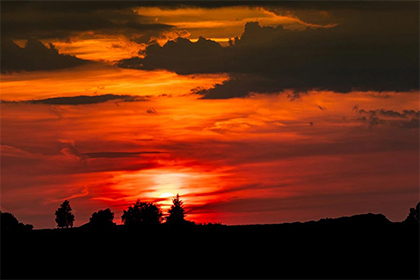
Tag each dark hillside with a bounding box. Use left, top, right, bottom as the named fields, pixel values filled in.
left=2, top=213, right=418, bottom=279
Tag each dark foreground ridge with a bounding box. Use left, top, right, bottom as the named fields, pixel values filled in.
left=2, top=212, right=419, bottom=279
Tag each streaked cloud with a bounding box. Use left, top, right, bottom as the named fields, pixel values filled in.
left=2, top=94, right=149, bottom=105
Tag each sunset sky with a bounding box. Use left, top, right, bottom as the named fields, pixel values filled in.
left=1, top=1, right=419, bottom=228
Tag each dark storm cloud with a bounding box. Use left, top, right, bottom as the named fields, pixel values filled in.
left=1, top=39, right=88, bottom=73
left=2, top=94, right=148, bottom=105
left=119, top=2, right=419, bottom=98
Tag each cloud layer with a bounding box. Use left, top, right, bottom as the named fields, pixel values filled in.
left=119, top=3, right=419, bottom=98
left=1, top=2, right=172, bottom=40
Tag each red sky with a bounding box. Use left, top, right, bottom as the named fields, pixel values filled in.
left=1, top=2, right=419, bottom=228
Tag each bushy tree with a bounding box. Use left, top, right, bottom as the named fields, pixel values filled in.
left=404, top=202, right=419, bottom=224
left=89, top=208, right=115, bottom=228
left=166, top=194, right=186, bottom=225
left=1, top=211, right=33, bottom=232
left=122, top=200, right=162, bottom=227
left=55, top=200, right=75, bottom=228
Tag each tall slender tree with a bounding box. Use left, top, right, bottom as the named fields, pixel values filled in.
left=166, top=194, right=186, bottom=225
left=55, top=200, right=75, bottom=228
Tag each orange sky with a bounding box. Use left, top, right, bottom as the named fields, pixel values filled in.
left=1, top=3, right=419, bottom=228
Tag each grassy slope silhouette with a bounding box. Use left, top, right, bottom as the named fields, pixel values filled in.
left=2, top=211, right=419, bottom=279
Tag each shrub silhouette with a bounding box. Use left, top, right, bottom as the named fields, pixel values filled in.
left=55, top=200, right=75, bottom=228
left=0, top=211, right=33, bottom=232
left=122, top=200, right=162, bottom=227
left=89, top=208, right=115, bottom=228
left=166, top=194, right=186, bottom=225
left=404, top=202, right=419, bottom=224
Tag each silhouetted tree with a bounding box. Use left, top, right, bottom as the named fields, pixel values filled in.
left=404, top=202, right=419, bottom=224
left=166, top=194, right=186, bottom=225
left=1, top=211, right=33, bottom=232
left=1, top=211, right=19, bottom=231
left=89, top=208, right=115, bottom=228
left=55, top=200, right=75, bottom=228
left=122, top=200, right=162, bottom=227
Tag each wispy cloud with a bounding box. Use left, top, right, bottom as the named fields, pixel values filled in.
left=83, top=151, right=164, bottom=159
left=2, top=94, right=149, bottom=105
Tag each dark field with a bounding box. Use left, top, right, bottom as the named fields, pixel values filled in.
left=2, top=213, right=419, bottom=279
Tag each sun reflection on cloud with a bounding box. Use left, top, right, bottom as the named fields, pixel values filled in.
left=50, top=36, right=144, bottom=62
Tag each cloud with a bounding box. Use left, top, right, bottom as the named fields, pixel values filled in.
left=0, top=144, right=35, bottom=158
left=59, top=139, right=163, bottom=161
left=48, top=186, right=90, bottom=203
left=119, top=3, right=419, bottom=99
left=378, top=109, right=419, bottom=119
left=146, top=108, right=157, bottom=114
left=356, top=107, right=419, bottom=129
left=2, top=94, right=149, bottom=105
left=83, top=151, right=163, bottom=159
left=1, top=2, right=174, bottom=70
left=1, top=39, right=88, bottom=73
left=59, top=140, right=86, bottom=161
left=316, top=105, right=327, bottom=111
left=1, top=2, right=173, bottom=41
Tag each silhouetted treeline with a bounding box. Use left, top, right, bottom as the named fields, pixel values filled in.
left=52, top=194, right=192, bottom=229
left=1, top=202, right=419, bottom=279
left=404, top=201, right=419, bottom=224
left=0, top=211, right=33, bottom=233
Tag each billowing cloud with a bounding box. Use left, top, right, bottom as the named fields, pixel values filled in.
left=1, top=39, right=88, bottom=73
left=119, top=2, right=419, bottom=98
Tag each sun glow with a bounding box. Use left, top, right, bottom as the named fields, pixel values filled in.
left=159, top=192, right=175, bottom=198
left=152, top=172, right=187, bottom=200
